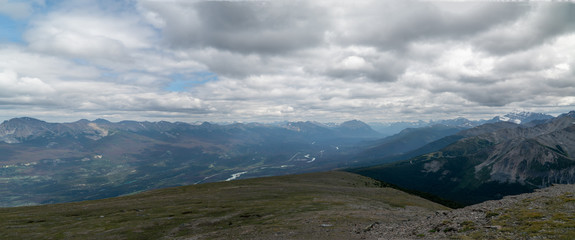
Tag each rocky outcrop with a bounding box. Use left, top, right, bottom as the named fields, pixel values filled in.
left=366, top=184, right=575, bottom=239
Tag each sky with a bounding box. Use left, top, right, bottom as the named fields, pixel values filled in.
left=0, top=0, right=574, bottom=123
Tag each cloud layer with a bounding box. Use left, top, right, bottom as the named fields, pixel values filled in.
left=0, top=0, right=574, bottom=122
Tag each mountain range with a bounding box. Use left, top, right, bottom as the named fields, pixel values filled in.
left=0, top=117, right=381, bottom=207
left=352, top=111, right=575, bottom=205
left=0, top=111, right=567, bottom=207
left=369, top=111, right=554, bottom=136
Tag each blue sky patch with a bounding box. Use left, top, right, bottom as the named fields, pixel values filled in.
left=166, top=72, right=219, bottom=92
left=0, top=15, right=26, bottom=43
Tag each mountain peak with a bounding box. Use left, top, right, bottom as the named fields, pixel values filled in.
left=3, top=117, right=46, bottom=124
left=0, top=117, right=52, bottom=143
left=336, top=120, right=381, bottom=137
left=339, top=120, right=370, bottom=129
left=559, top=111, right=575, bottom=118
left=93, top=118, right=112, bottom=124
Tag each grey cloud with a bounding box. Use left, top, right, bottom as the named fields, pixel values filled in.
left=334, top=1, right=441, bottom=50
left=143, top=1, right=329, bottom=55
left=458, top=76, right=502, bottom=86
left=0, top=0, right=37, bottom=19
left=432, top=83, right=522, bottom=107
left=194, top=50, right=268, bottom=78
left=335, top=1, right=528, bottom=51
left=545, top=78, right=575, bottom=89
left=358, top=56, right=406, bottom=82
left=428, top=75, right=568, bottom=108
left=474, top=3, right=575, bottom=54
left=461, top=88, right=522, bottom=107
left=493, top=54, right=555, bottom=74
left=438, top=2, right=528, bottom=36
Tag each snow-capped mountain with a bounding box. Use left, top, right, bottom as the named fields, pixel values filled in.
left=488, top=111, right=554, bottom=125
left=370, top=112, right=555, bottom=137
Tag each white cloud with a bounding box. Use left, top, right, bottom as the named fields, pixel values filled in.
left=24, top=8, right=156, bottom=60
left=0, top=47, right=100, bottom=81
left=0, top=70, right=54, bottom=97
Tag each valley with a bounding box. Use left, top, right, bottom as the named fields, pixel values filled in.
left=0, top=118, right=380, bottom=207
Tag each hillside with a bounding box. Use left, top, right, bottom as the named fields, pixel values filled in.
left=0, top=171, right=448, bottom=240
left=353, top=124, right=467, bottom=165
left=351, top=112, right=575, bottom=205
left=2, top=171, right=573, bottom=240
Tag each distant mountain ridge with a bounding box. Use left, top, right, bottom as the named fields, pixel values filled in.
left=0, top=117, right=381, bottom=144
left=350, top=112, right=554, bottom=166
left=352, top=124, right=467, bottom=165
left=368, top=111, right=554, bottom=136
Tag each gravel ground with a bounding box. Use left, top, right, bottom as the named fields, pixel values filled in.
left=364, top=184, right=575, bottom=240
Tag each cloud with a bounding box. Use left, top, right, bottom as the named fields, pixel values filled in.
left=139, top=0, right=329, bottom=54
left=324, top=50, right=407, bottom=82
left=178, top=48, right=270, bottom=78
left=0, top=70, right=54, bottom=98
left=474, top=3, right=575, bottom=54
left=0, top=0, right=40, bottom=20
left=402, top=32, right=575, bottom=109
left=24, top=5, right=156, bottom=60
left=331, top=1, right=528, bottom=51
left=0, top=44, right=210, bottom=120
left=1, top=0, right=574, bottom=122
left=0, top=46, right=100, bottom=81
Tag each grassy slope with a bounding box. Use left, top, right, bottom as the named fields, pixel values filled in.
left=0, top=171, right=448, bottom=240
